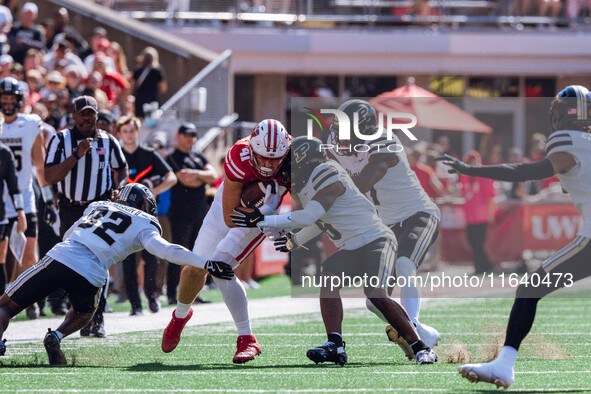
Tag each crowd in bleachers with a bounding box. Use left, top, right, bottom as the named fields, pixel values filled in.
left=0, top=3, right=168, bottom=132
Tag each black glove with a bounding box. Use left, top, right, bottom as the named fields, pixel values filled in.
left=205, top=260, right=234, bottom=280
left=274, top=232, right=296, bottom=253
left=230, top=202, right=265, bottom=228
left=44, top=202, right=58, bottom=225
left=434, top=154, right=471, bottom=175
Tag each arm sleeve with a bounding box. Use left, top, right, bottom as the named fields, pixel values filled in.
left=260, top=200, right=326, bottom=229
left=3, top=149, right=20, bottom=197
left=463, top=159, right=555, bottom=182
left=140, top=229, right=207, bottom=269
left=293, top=225, right=323, bottom=247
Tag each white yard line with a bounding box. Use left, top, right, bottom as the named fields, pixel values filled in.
left=4, top=296, right=367, bottom=343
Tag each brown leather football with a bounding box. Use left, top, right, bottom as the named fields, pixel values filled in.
left=240, top=181, right=274, bottom=207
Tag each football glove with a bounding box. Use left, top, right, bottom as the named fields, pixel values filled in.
left=230, top=202, right=265, bottom=228
left=44, top=202, right=58, bottom=226
left=434, top=154, right=471, bottom=175
left=274, top=232, right=297, bottom=253
left=205, top=260, right=234, bottom=280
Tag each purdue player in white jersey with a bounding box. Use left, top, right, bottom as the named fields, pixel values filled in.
left=325, top=99, right=441, bottom=358
left=232, top=137, right=437, bottom=366
left=0, top=77, right=54, bottom=287
left=437, top=85, right=591, bottom=389
left=0, top=184, right=221, bottom=365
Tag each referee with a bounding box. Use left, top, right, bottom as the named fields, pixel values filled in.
left=44, top=95, right=128, bottom=337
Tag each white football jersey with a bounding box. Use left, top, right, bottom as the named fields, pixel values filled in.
left=545, top=130, right=591, bottom=238
left=1, top=113, right=42, bottom=215
left=48, top=201, right=164, bottom=287
left=327, top=132, right=440, bottom=225
left=297, top=160, right=393, bottom=250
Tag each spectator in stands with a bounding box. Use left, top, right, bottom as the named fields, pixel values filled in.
left=107, top=41, right=130, bottom=80
left=40, top=70, right=65, bottom=98
left=408, top=144, right=444, bottom=199
left=52, top=8, right=88, bottom=54
left=8, top=2, right=45, bottom=65
left=64, top=64, right=82, bottom=99
left=97, top=109, right=117, bottom=137
left=131, top=46, right=167, bottom=119
left=79, top=26, right=109, bottom=61
left=0, top=5, right=12, bottom=55
left=22, top=48, right=45, bottom=75
left=25, top=68, right=42, bottom=105
left=42, top=39, right=87, bottom=79
left=83, top=37, right=115, bottom=76
left=0, top=53, right=12, bottom=77
left=460, top=150, right=496, bottom=275
left=93, top=54, right=129, bottom=109
left=39, top=17, right=54, bottom=50
left=82, top=71, right=109, bottom=110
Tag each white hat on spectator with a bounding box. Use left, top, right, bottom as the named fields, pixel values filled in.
left=0, top=6, right=12, bottom=27
left=64, top=65, right=80, bottom=78
left=0, top=54, right=13, bottom=66
left=47, top=70, right=65, bottom=84
left=22, top=2, right=38, bottom=15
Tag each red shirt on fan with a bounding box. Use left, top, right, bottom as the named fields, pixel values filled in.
left=460, top=175, right=497, bottom=225
left=411, top=163, right=438, bottom=198
left=224, top=137, right=289, bottom=189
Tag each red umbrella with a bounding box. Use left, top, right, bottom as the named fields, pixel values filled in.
left=369, top=77, right=492, bottom=134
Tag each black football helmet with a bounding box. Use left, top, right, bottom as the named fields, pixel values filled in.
left=549, top=85, right=591, bottom=132
left=116, top=183, right=157, bottom=215
left=330, top=99, right=378, bottom=155
left=277, top=148, right=291, bottom=191
left=291, top=136, right=327, bottom=192
left=0, top=77, right=23, bottom=116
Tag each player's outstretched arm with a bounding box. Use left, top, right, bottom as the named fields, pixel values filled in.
left=141, top=231, right=234, bottom=279
left=435, top=154, right=563, bottom=182
left=231, top=182, right=345, bottom=229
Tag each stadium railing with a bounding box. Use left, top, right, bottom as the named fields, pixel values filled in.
left=111, top=0, right=590, bottom=28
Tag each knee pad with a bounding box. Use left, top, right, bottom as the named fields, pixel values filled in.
left=396, top=256, right=417, bottom=280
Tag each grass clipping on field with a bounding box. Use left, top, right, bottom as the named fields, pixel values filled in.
left=439, top=318, right=571, bottom=363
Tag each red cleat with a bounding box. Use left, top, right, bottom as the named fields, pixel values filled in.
left=161, top=308, right=193, bottom=353
left=233, top=334, right=262, bottom=364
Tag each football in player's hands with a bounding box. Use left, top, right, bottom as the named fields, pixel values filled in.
left=240, top=181, right=275, bottom=208
left=231, top=202, right=264, bottom=227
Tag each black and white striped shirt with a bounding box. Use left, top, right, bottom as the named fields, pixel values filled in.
left=45, top=127, right=127, bottom=202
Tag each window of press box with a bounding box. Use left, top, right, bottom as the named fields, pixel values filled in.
left=467, top=77, right=519, bottom=97
left=429, top=76, right=464, bottom=97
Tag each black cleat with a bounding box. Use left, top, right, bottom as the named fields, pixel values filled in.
left=80, top=321, right=92, bottom=337
left=43, top=329, right=67, bottom=366
left=148, top=298, right=160, bottom=313
left=306, top=341, right=347, bottom=366
left=0, top=338, right=6, bottom=356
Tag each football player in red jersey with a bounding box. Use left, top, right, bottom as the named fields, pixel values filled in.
left=162, top=119, right=291, bottom=363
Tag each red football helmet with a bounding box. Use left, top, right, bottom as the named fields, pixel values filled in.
left=249, top=119, right=291, bottom=180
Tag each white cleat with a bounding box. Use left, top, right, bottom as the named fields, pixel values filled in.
left=415, top=321, right=441, bottom=349
left=458, top=361, right=515, bottom=389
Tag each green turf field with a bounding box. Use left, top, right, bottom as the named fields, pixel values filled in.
left=1, top=295, right=590, bottom=392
